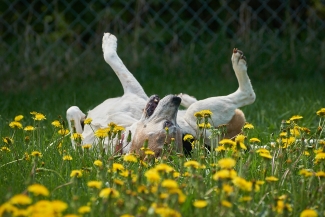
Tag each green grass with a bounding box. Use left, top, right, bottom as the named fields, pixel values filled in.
left=0, top=33, right=325, bottom=216
left=0, top=72, right=324, bottom=216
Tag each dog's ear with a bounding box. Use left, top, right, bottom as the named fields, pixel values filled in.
left=139, top=95, right=160, bottom=121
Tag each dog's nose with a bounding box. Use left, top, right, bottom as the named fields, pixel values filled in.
left=172, top=96, right=181, bottom=105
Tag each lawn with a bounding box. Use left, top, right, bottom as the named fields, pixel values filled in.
left=0, top=42, right=324, bottom=216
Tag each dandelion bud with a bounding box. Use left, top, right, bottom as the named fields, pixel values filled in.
left=143, top=139, right=149, bottom=149
left=127, top=130, right=132, bottom=142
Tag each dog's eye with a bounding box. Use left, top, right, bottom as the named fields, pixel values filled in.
left=164, top=120, right=173, bottom=128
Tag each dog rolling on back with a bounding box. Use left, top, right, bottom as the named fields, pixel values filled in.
left=66, top=33, right=255, bottom=155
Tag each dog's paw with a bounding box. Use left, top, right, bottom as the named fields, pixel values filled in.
left=231, top=48, right=247, bottom=69
left=102, top=32, right=118, bottom=54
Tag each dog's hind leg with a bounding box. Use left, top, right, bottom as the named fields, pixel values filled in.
left=183, top=49, right=255, bottom=131
left=102, top=33, right=148, bottom=100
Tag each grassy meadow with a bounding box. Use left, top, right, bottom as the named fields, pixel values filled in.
left=0, top=37, right=325, bottom=217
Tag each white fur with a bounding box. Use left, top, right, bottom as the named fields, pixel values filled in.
left=66, top=33, right=255, bottom=153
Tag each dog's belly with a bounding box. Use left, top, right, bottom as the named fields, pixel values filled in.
left=87, top=94, right=147, bottom=125
left=82, top=93, right=148, bottom=144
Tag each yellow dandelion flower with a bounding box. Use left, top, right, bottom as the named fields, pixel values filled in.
left=235, top=134, right=246, bottom=142
left=27, top=184, right=49, bottom=196
left=218, top=158, right=236, bottom=169
left=198, top=123, right=211, bottom=129
left=161, top=179, right=178, bottom=189
left=9, top=194, right=32, bottom=205
left=256, top=148, right=270, bottom=154
left=112, top=163, right=125, bottom=172
left=52, top=200, right=68, bottom=213
left=244, top=122, right=254, bottom=129
left=119, top=170, right=130, bottom=177
left=1, top=147, right=11, bottom=152
left=70, top=170, right=83, bottom=178
left=235, top=135, right=247, bottom=150
left=145, top=169, right=161, bottom=183
left=273, top=199, right=292, bottom=214
left=173, top=172, right=180, bottom=178
left=155, top=163, right=174, bottom=173
left=24, top=152, right=30, bottom=161
left=219, top=139, right=236, bottom=146
left=32, top=112, right=46, bottom=121
left=213, top=169, right=237, bottom=180
left=71, top=133, right=83, bottom=141
left=300, top=209, right=318, bottom=217
left=12, top=208, right=29, bottom=216
left=265, top=176, right=279, bottom=182
left=221, top=200, right=232, bottom=208
left=279, top=132, right=287, bottom=138
left=290, top=126, right=301, bottom=137
left=58, top=129, right=70, bottom=136
left=123, top=154, right=138, bottom=163
left=84, top=118, right=92, bottom=125
left=215, top=145, right=226, bottom=152
left=145, top=150, right=155, bottom=156
left=279, top=137, right=296, bottom=148
left=94, top=160, right=103, bottom=167
left=249, top=138, right=261, bottom=143
left=63, top=214, right=80, bottom=217
left=14, top=115, right=24, bottom=122
left=155, top=207, right=181, bottom=217
left=194, top=111, right=203, bottom=118
left=232, top=177, right=252, bottom=191
left=82, top=144, right=92, bottom=149
left=316, top=108, right=325, bottom=117
left=94, top=128, right=108, bottom=138
left=51, top=120, right=62, bottom=128
left=259, top=152, right=273, bottom=159
left=315, top=152, right=325, bottom=160
left=113, top=179, right=124, bottom=186
left=120, top=214, right=134, bottom=217
left=87, top=181, right=102, bottom=189
left=299, top=169, right=314, bottom=177
left=193, top=200, right=208, bottom=208
left=24, top=126, right=35, bottom=131
left=9, top=121, right=23, bottom=129
left=3, top=137, right=14, bottom=145
left=31, top=151, right=42, bottom=157
left=184, top=160, right=200, bottom=169
left=304, top=151, right=310, bottom=156
left=201, top=109, right=213, bottom=117
left=108, top=122, right=117, bottom=128
left=183, top=134, right=194, bottom=141
left=113, top=125, right=125, bottom=133
left=315, top=171, right=325, bottom=177
left=78, top=206, right=91, bottom=214
left=289, top=115, right=303, bottom=121
left=63, top=155, right=73, bottom=161
left=99, top=188, right=120, bottom=198
left=222, top=184, right=234, bottom=195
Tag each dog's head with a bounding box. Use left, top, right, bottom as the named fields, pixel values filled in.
left=129, top=94, right=182, bottom=157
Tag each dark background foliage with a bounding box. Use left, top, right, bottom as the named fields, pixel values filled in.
left=1, top=0, right=324, bottom=92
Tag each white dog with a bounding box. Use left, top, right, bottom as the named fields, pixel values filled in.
left=66, top=33, right=255, bottom=156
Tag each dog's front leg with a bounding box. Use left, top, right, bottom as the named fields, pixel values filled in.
left=102, top=33, right=147, bottom=100
left=66, top=106, right=86, bottom=147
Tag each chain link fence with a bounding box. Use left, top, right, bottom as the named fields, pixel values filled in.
left=1, top=0, right=325, bottom=91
